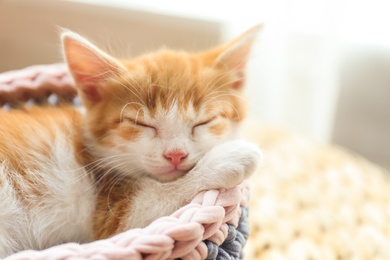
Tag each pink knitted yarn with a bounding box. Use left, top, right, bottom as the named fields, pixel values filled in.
left=5, top=183, right=249, bottom=260
left=0, top=64, right=76, bottom=105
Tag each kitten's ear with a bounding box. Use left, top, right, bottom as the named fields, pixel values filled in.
left=215, top=24, right=262, bottom=90
left=62, top=30, right=125, bottom=107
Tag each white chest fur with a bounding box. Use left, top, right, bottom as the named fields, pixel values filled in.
left=0, top=129, right=96, bottom=257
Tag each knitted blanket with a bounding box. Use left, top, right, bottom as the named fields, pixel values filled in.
left=6, top=185, right=249, bottom=260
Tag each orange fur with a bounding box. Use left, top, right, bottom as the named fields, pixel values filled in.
left=0, top=106, right=82, bottom=205
left=0, top=25, right=261, bottom=256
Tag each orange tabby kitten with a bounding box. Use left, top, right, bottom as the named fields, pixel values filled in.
left=0, top=26, right=261, bottom=256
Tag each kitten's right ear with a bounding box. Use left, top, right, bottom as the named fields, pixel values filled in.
left=214, top=25, right=262, bottom=91
left=62, top=30, right=125, bottom=107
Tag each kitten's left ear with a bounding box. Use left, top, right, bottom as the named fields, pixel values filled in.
left=62, top=30, right=126, bottom=107
left=215, top=24, right=262, bottom=90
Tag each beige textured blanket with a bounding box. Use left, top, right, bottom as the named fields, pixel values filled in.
left=244, top=123, right=390, bottom=259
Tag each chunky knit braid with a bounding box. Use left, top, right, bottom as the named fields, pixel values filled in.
left=5, top=184, right=249, bottom=260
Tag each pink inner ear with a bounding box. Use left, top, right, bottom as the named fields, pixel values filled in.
left=232, top=71, right=245, bottom=90
left=232, top=80, right=243, bottom=90
left=71, top=71, right=103, bottom=103
left=81, top=84, right=102, bottom=103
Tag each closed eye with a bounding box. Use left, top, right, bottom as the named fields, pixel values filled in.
left=192, top=116, right=217, bottom=132
left=126, top=117, right=156, bottom=130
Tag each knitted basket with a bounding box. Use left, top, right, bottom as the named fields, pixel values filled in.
left=0, top=64, right=251, bottom=260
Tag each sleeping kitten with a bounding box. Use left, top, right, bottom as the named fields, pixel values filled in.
left=0, top=25, right=262, bottom=257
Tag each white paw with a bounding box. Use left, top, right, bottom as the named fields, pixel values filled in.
left=196, top=140, right=262, bottom=189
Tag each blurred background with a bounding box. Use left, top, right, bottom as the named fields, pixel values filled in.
left=0, top=0, right=389, bottom=170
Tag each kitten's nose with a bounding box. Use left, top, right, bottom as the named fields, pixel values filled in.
left=164, top=151, right=188, bottom=167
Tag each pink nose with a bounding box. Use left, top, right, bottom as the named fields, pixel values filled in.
left=164, top=151, right=188, bottom=167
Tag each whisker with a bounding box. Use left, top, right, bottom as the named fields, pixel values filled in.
left=120, top=103, right=143, bottom=123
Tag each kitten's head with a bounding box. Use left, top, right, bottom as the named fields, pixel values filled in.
left=62, top=25, right=260, bottom=182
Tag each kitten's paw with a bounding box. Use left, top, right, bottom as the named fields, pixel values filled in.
left=197, top=140, right=262, bottom=189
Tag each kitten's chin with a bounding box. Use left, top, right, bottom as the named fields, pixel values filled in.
left=151, top=169, right=189, bottom=182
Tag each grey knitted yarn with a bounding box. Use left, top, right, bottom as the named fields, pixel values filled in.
left=204, top=207, right=250, bottom=260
